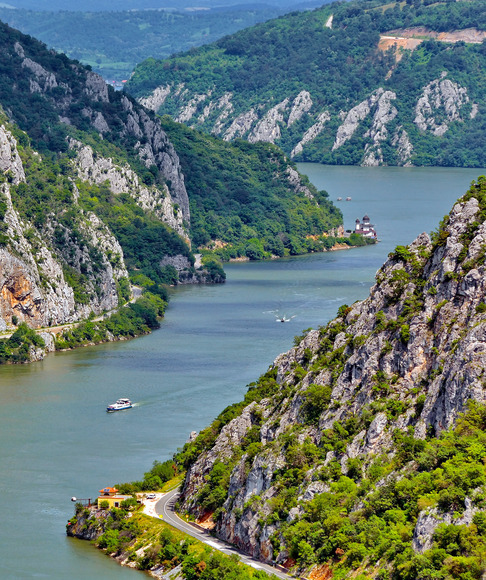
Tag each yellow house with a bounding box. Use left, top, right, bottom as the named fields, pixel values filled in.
left=97, top=486, right=131, bottom=509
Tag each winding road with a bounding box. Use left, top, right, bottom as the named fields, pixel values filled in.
left=152, top=487, right=293, bottom=579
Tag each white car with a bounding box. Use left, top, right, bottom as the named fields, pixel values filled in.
left=145, top=493, right=156, bottom=500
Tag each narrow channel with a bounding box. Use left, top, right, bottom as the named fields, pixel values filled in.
left=0, top=165, right=482, bottom=578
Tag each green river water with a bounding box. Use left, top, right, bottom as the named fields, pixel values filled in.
left=0, top=164, right=484, bottom=578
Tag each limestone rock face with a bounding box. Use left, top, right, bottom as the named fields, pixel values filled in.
left=248, top=98, right=290, bottom=144
left=287, top=91, right=313, bottom=127
left=141, top=58, right=478, bottom=168
left=285, top=166, right=315, bottom=199
left=392, top=126, right=413, bottom=166
left=139, top=85, right=172, bottom=112
left=223, top=109, right=258, bottom=141
left=0, top=118, right=132, bottom=336
left=362, top=91, right=398, bottom=166
left=413, top=497, right=478, bottom=553
left=0, top=126, right=25, bottom=184
left=70, top=140, right=186, bottom=237
left=333, top=89, right=386, bottom=151
left=210, top=93, right=234, bottom=135
left=414, top=73, right=472, bottom=136
left=180, top=181, right=486, bottom=564
left=176, top=92, right=209, bottom=123
left=291, top=111, right=330, bottom=158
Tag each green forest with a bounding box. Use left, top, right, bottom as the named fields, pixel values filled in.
left=160, top=117, right=349, bottom=260
left=0, top=6, right=284, bottom=80
left=127, top=0, right=486, bottom=168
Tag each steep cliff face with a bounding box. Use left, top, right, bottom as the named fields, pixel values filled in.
left=0, top=125, right=133, bottom=329
left=141, top=72, right=475, bottom=167
left=0, top=122, right=128, bottom=331
left=69, top=139, right=186, bottom=238
left=178, top=177, right=486, bottom=575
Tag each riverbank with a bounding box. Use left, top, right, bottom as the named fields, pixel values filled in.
left=0, top=291, right=167, bottom=364
left=209, top=231, right=375, bottom=263
left=0, top=236, right=374, bottom=365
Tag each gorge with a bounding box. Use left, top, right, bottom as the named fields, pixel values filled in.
left=59, top=165, right=486, bottom=579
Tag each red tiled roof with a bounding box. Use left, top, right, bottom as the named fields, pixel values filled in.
left=99, top=486, right=119, bottom=494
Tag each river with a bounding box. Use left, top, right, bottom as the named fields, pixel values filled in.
left=0, top=165, right=484, bottom=578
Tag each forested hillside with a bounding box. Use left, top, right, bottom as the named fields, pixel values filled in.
left=70, top=176, right=486, bottom=578
left=0, top=6, right=285, bottom=80
left=128, top=0, right=486, bottom=167
left=172, top=176, right=486, bottom=579
left=160, top=117, right=345, bottom=261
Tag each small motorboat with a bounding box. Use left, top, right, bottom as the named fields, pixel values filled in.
left=346, top=196, right=352, bottom=201
left=275, top=314, right=296, bottom=323
left=336, top=197, right=342, bottom=201
left=107, top=398, right=132, bottom=412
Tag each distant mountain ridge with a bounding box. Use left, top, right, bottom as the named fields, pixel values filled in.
left=127, top=0, right=486, bottom=168
left=0, top=5, right=287, bottom=80
left=4, top=1, right=324, bottom=11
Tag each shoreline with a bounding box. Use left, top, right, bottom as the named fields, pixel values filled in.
left=0, top=292, right=166, bottom=365
left=226, top=239, right=373, bottom=262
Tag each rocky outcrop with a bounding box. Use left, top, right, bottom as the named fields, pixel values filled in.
left=414, top=73, right=472, bottom=136
left=67, top=506, right=107, bottom=542
left=210, top=93, right=234, bottom=135
left=0, top=117, right=133, bottom=334
left=223, top=109, right=258, bottom=141
left=333, top=88, right=389, bottom=151
left=0, top=125, right=25, bottom=184
left=175, top=92, right=209, bottom=124
left=362, top=90, right=398, bottom=166
left=248, top=99, right=290, bottom=144
left=12, top=35, right=190, bottom=225
left=413, top=497, right=478, bottom=553
left=179, top=178, right=486, bottom=565
left=392, top=126, right=413, bottom=166
left=70, top=140, right=186, bottom=237
left=139, top=85, right=172, bottom=112
left=285, top=166, right=315, bottom=199
left=290, top=111, right=330, bottom=158
left=287, top=91, right=313, bottom=127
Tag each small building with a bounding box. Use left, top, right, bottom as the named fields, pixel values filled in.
left=97, top=486, right=131, bottom=509
left=355, top=215, right=377, bottom=238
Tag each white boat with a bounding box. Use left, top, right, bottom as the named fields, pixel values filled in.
left=106, top=398, right=132, bottom=412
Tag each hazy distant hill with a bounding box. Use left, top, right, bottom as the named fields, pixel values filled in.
left=1, top=0, right=324, bottom=13
left=0, top=6, right=287, bottom=80
left=127, top=0, right=486, bottom=168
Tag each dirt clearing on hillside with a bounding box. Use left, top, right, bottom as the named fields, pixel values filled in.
left=379, top=27, right=486, bottom=62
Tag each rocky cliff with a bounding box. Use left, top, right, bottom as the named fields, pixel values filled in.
left=0, top=121, right=128, bottom=332
left=0, top=25, right=190, bottom=233
left=177, top=176, right=486, bottom=577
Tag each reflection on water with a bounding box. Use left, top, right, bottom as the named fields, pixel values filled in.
left=0, top=165, right=484, bottom=578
